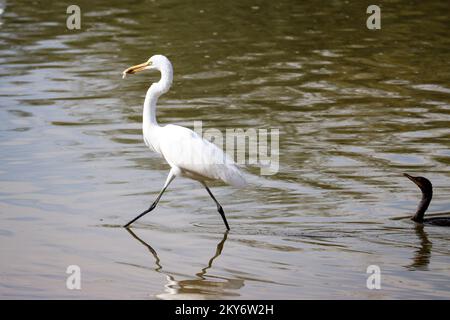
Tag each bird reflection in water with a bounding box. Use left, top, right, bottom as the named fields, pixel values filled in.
left=125, top=228, right=244, bottom=299
left=406, top=224, right=432, bottom=271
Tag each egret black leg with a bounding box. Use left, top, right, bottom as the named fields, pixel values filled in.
left=124, top=171, right=175, bottom=228
left=203, top=183, right=230, bottom=231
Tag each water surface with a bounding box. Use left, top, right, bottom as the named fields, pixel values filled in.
left=0, top=0, right=449, bottom=299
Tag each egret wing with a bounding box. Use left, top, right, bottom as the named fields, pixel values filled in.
left=158, top=124, right=246, bottom=187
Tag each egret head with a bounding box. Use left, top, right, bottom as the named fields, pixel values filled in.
left=404, top=173, right=433, bottom=196
left=122, top=54, right=172, bottom=79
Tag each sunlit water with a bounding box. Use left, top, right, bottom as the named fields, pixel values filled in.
left=0, top=1, right=449, bottom=299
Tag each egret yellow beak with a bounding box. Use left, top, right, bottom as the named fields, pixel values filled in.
left=122, top=61, right=150, bottom=79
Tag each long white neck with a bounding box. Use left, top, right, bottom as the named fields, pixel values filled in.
left=143, top=64, right=173, bottom=130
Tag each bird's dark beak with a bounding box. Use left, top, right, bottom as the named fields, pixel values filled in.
left=404, top=173, right=419, bottom=186
left=122, top=61, right=150, bottom=78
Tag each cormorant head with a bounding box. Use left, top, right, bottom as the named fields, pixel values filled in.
left=404, top=173, right=433, bottom=196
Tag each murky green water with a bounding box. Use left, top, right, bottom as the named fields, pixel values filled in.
left=1, top=0, right=449, bottom=299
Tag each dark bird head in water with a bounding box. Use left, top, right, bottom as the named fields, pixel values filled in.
left=403, top=173, right=433, bottom=223
left=403, top=173, right=433, bottom=195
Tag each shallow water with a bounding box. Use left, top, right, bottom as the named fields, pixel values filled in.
left=0, top=0, right=449, bottom=299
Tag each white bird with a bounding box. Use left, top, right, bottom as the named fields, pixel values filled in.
left=122, top=55, right=246, bottom=230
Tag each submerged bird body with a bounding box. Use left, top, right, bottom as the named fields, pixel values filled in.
left=122, top=55, right=245, bottom=229
left=404, top=173, right=450, bottom=226
left=423, top=218, right=450, bottom=227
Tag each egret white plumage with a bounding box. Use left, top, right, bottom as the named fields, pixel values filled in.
left=122, top=55, right=246, bottom=230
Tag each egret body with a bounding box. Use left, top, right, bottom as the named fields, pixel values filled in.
left=122, top=55, right=246, bottom=230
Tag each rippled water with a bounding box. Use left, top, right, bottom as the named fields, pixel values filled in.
left=1, top=0, right=449, bottom=299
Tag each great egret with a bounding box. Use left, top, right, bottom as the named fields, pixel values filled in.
left=122, top=55, right=246, bottom=230
left=404, top=173, right=450, bottom=226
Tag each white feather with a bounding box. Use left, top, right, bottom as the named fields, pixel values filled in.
left=157, top=124, right=247, bottom=187
left=122, top=54, right=246, bottom=229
